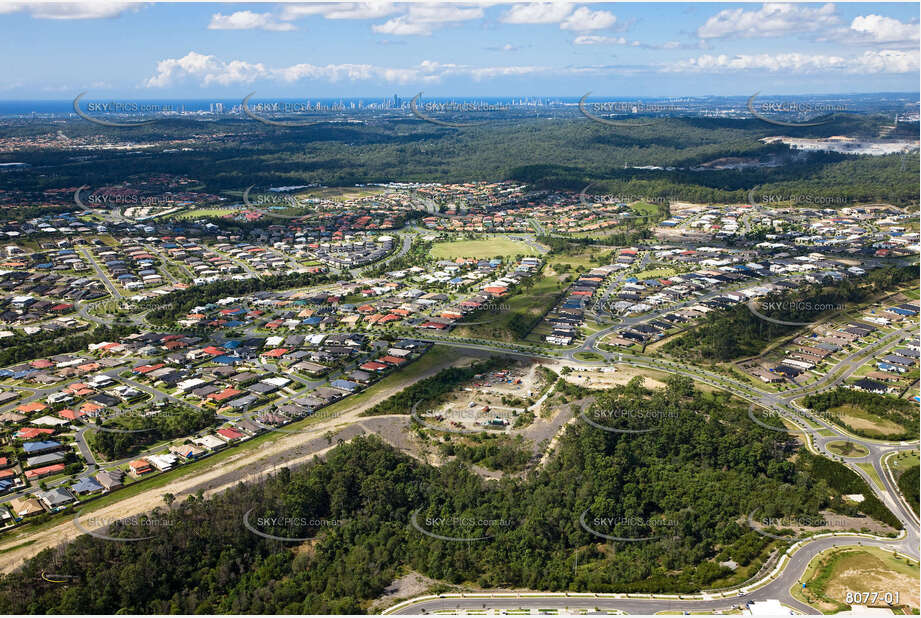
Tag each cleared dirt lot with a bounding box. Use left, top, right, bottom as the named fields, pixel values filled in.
left=550, top=362, right=668, bottom=390
left=419, top=360, right=544, bottom=432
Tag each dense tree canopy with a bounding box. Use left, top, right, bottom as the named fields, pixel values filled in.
left=0, top=376, right=900, bottom=613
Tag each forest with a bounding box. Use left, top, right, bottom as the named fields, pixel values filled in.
left=3, top=115, right=918, bottom=209
left=0, top=374, right=900, bottom=614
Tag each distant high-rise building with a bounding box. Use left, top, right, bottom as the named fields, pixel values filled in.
left=393, top=94, right=401, bottom=108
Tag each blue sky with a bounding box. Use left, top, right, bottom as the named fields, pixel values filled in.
left=1, top=2, right=918, bottom=98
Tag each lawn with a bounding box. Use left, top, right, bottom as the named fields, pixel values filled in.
left=632, top=267, right=677, bottom=280
left=300, top=186, right=385, bottom=202
left=889, top=449, right=920, bottom=471
left=630, top=201, right=667, bottom=220
left=176, top=207, right=240, bottom=219
left=429, top=238, right=537, bottom=260
left=547, top=252, right=606, bottom=271
left=856, top=462, right=884, bottom=491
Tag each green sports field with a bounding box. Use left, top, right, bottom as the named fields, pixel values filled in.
left=429, top=238, right=538, bottom=260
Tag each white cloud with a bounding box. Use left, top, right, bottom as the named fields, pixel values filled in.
left=275, top=63, right=377, bottom=83
left=850, top=15, right=919, bottom=44
left=500, top=4, right=619, bottom=33
left=674, top=53, right=846, bottom=72
left=372, top=4, right=483, bottom=36
left=850, top=49, right=920, bottom=73
left=1, top=1, right=137, bottom=19
left=145, top=52, right=270, bottom=88
left=500, top=2, right=574, bottom=24
left=0, top=3, right=25, bottom=15
left=561, top=7, right=616, bottom=31
left=697, top=3, right=839, bottom=39
left=573, top=35, right=629, bottom=45
left=208, top=11, right=295, bottom=32
left=468, top=65, right=546, bottom=80
left=573, top=35, right=701, bottom=50
left=372, top=16, right=433, bottom=35
left=145, top=52, right=550, bottom=87
left=281, top=2, right=398, bottom=21
left=666, top=49, right=919, bottom=74
left=405, top=5, right=483, bottom=24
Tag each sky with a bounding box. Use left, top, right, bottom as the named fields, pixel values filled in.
left=0, top=1, right=918, bottom=99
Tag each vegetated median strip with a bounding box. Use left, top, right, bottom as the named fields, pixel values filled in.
left=856, top=462, right=886, bottom=492
left=881, top=450, right=920, bottom=524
